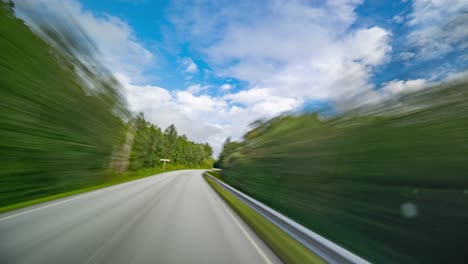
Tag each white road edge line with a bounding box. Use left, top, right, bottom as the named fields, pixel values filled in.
left=0, top=189, right=103, bottom=222
left=0, top=173, right=171, bottom=222
left=206, top=178, right=274, bottom=264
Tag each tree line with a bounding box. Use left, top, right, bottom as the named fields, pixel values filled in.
left=129, top=113, right=213, bottom=171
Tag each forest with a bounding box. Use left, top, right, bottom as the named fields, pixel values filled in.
left=129, top=113, right=213, bottom=171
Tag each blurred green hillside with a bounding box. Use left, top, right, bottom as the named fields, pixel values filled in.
left=217, top=80, right=468, bottom=263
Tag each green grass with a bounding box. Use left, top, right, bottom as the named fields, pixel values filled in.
left=0, top=165, right=204, bottom=213
left=206, top=170, right=223, bottom=181
left=204, top=174, right=325, bottom=264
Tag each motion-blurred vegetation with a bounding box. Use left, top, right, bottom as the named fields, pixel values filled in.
left=0, top=3, right=212, bottom=209
left=217, top=80, right=468, bottom=263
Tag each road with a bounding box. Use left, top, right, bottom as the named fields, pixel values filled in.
left=0, top=170, right=282, bottom=264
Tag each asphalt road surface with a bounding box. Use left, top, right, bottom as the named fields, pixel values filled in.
left=0, top=170, right=282, bottom=264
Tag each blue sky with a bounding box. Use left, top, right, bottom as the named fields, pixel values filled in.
left=77, top=0, right=467, bottom=90
left=16, top=0, right=468, bottom=155
left=77, top=0, right=244, bottom=94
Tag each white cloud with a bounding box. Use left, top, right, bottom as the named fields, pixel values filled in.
left=344, top=27, right=392, bottom=65
left=181, top=58, right=198, bottom=74
left=162, top=0, right=394, bottom=152
left=380, top=79, right=428, bottom=95
left=176, top=91, right=227, bottom=113
left=392, top=15, right=405, bottom=24
left=360, top=71, right=468, bottom=108
left=15, top=0, right=154, bottom=82
left=224, top=88, right=271, bottom=105
left=406, top=0, right=468, bottom=58
left=201, top=1, right=390, bottom=102
left=220, top=84, right=232, bottom=91
left=250, top=97, right=301, bottom=116
left=225, top=88, right=301, bottom=116
left=121, top=71, right=302, bottom=155
left=444, top=70, right=468, bottom=82
left=186, top=84, right=210, bottom=94
left=399, top=52, right=416, bottom=60
left=118, top=74, right=228, bottom=154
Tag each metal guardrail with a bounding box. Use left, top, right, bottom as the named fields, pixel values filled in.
left=205, top=173, right=371, bottom=264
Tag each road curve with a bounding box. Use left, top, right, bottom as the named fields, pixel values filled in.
left=0, top=170, right=282, bottom=264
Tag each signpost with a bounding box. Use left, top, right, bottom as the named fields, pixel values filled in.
left=160, top=158, right=170, bottom=171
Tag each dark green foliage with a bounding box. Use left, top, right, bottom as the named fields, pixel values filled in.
left=214, top=138, right=244, bottom=168
left=0, top=4, right=130, bottom=206
left=219, top=81, right=468, bottom=263
left=129, top=114, right=214, bottom=171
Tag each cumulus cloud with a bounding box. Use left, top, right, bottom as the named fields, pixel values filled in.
left=118, top=74, right=228, bottom=154
left=164, top=0, right=393, bottom=152
left=176, top=91, right=226, bottom=113
left=120, top=75, right=296, bottom=155
left=344, top=27, right=392, bottom=65
left=199, top=0, right=391, bottom=102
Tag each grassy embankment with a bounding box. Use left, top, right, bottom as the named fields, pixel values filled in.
left=206, top=170, right=223, bottom=180
left=204, top=172, right=325, bottom=264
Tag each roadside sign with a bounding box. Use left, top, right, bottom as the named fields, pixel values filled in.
left=160, top=158, right=171, bottom=170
